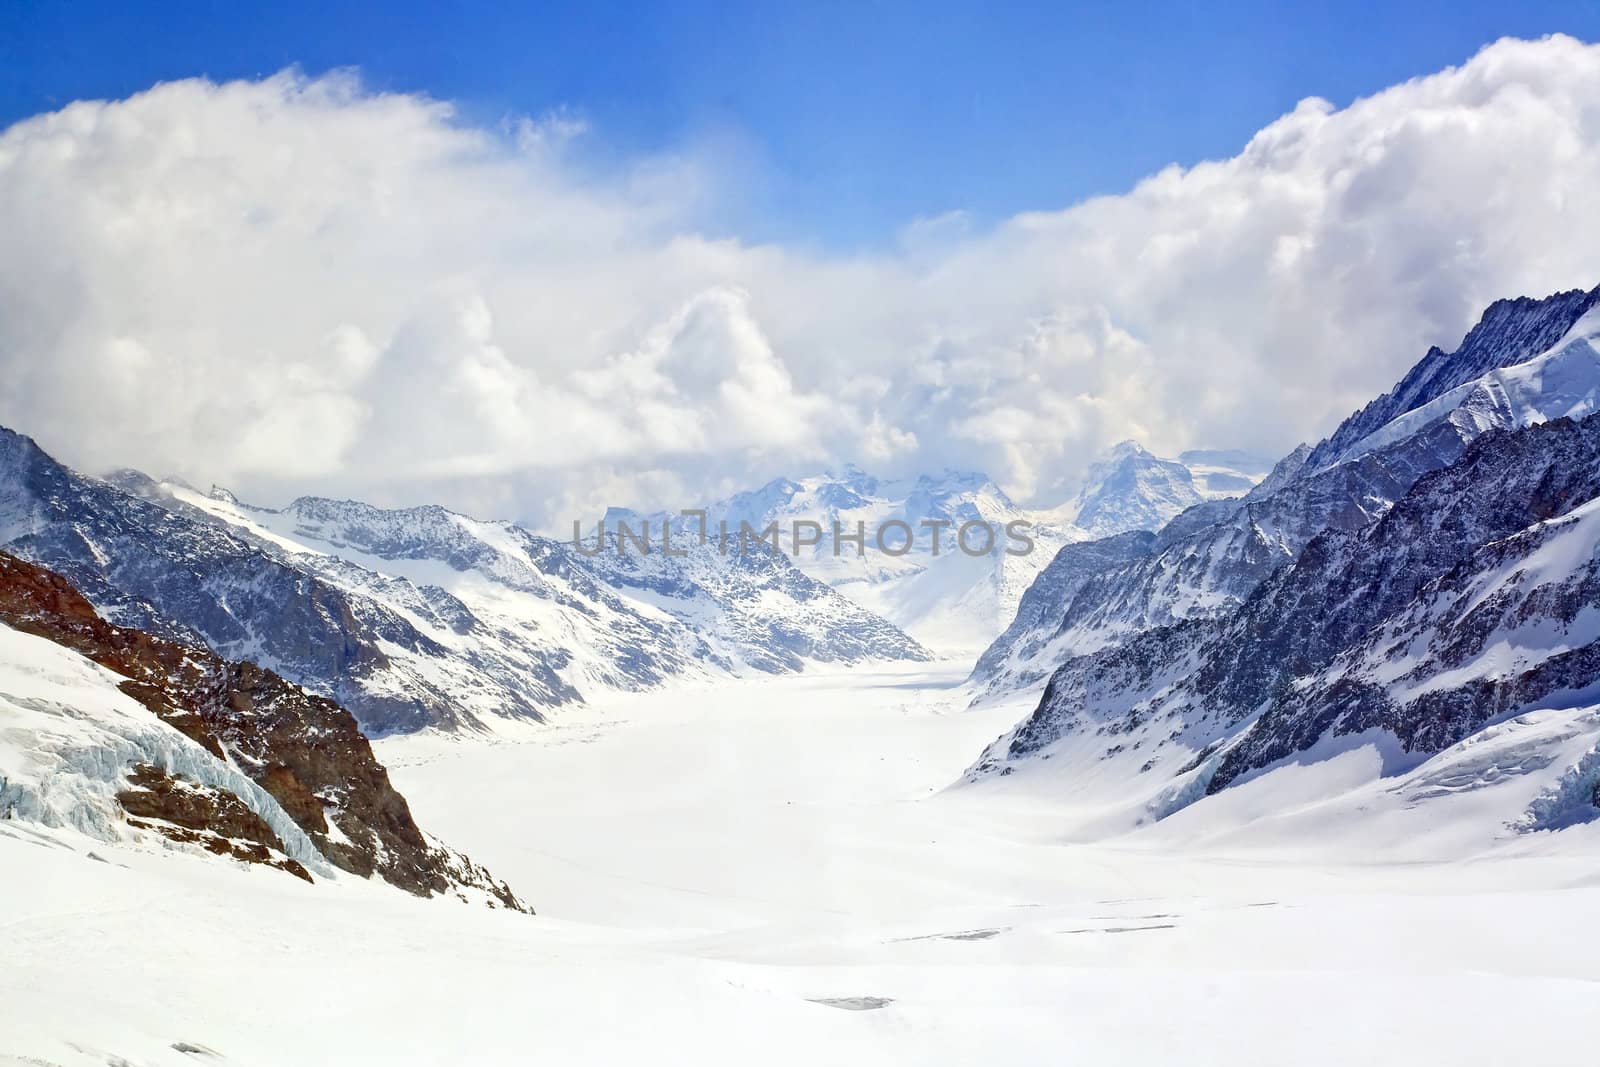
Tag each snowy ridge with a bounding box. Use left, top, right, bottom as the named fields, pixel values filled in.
left=1321, top=303, right=1600, bottom=470
left=646, top=467, right=1080, bottom=655
left=1302, top=284, right=1600, bottom=473
left=195, top=487, right=929, bottom=681
left=1065, top=441, right=1203, bottom=536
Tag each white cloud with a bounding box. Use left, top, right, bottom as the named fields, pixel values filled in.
left=2, top=37, right=1599, bottom=526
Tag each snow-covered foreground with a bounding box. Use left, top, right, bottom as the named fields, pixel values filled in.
left=5, top=660, right=1600, bottom=1065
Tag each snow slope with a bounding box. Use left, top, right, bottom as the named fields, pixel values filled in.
left=972, top=413, right=1600, bottom=830
left=5, top=660, right=1597, bottom=1065
left=639, top=467, right=1080, bottom=655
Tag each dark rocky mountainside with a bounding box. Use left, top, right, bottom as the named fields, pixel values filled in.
left=969, top=529, right=1156, bottom=693
left=0, top=550, right=527, bottom=908
left=969, top=284, right=1600, bottom=830
left=1, top=428, right=473, bottom=733
left=980, top=415, right=1600, bottom=795
left=970, top=285, right=1600, bottom=704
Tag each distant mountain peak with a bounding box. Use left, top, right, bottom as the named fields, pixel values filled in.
left=1069, top=441, right=1202, bottom=538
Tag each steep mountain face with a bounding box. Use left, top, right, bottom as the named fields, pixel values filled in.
left=0, top=429, right=478, bottom=733
left=579, top=533, right=930, bottom=671
left=1302, top=285, right=1600, bottom=473
left=1202, top=418, right=1600, bottom=796
left=180, top=487, right=928, bottom=676
left=0, top=428, right=930, bottom=735
left=969, top=285, right=1600, bottom=833
left=966, top=426, right=1463, bottom=698
left=0, top=551, right=526, bottom=908
left=971, top=415, right=1600, bottom=835
left=970, top=287, right=1600, bottom=703
left=968, top=529, right=1157, bottom=696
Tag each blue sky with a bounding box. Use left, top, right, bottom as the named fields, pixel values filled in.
left=5, top=0, right=1599, bottom=248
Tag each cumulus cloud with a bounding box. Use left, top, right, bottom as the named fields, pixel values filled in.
left=2, top=37, right=1599, bottom=524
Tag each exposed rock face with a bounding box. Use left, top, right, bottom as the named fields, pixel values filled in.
left=0, top=551, right=527, bottom=909
left=582, top=534, right=932, bottom=671
left=1202, top=415, right=1600, bottom=792
left=968, top=420, right=1470, bottom=697
left=968, top=529, right=1157, bottom=696
left=610, top=466, right=1065, bottom=655
left=970, top=286, right=1600, bottom=831
left=0, top=430, right=466, bottom=733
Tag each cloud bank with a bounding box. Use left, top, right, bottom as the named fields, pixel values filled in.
left=2, top=36, right=1599, bottom=524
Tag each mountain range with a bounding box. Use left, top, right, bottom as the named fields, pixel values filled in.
left=2, top=282, right=1598, bottom=899
left=624, top=447, right=1268, bottom=654
left=967, top=284, right=1600, bottom=838
left=0, top=432, right=931, bottom=737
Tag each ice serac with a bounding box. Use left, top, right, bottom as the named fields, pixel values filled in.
left=0, top=551, right=527, bottom=908
left=972, top=285, right=1600, bottom=705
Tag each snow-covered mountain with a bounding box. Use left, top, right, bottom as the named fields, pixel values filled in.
left=1301, top=286, right=1600, bottom=472
left=1067, top=442, right=1208, bottom=536
left=0, top=429, right=929, bottom=735
left=665, top=450, right=1265, bottom=656
left=971, top=285, right=1600, bottom=704
left=0, top=551, right=525, bottom=907
left=968, top=284, right=1600, bottom=834
left=970, top=414, right=1600, bottom=829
